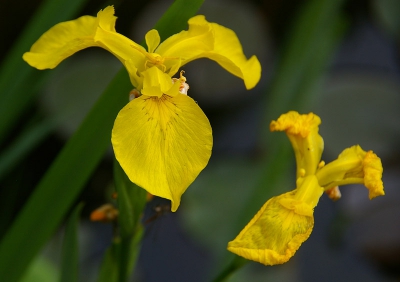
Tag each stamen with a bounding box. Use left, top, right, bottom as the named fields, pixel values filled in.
left=129, top=89, right=141, bottom=101
left=172, top=70, right=189, bottom=95
left=325, top=186, right=341, bottom=201
left=299, top=168, right=306, bottom=177
left=318, top=161, right=325, bottom=168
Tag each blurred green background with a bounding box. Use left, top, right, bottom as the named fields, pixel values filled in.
left=0, top=0, right=399, bottom=281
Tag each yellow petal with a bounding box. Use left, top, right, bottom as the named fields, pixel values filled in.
left=22, top=15, right=99, bottom=69
left=156, top=15, right=261, bottom=89
left=227, top=190, right=314, bottom=265
left=22, top=5, right=146, bottom=86
left=363, top=151, right=384, bottom=199
left=97, top=6, right=117, bottom=32
left=316, top=145, right=385, bottom=199
left=145, top=29, right=161, bottom=53
left=140, top=67, right=180, bottom=97
left=111, top=94, right=212, bottom=211
left=270, top=111, right=324, bottom=177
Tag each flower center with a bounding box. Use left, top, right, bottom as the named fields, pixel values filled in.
left=145, top=53, right=166, bottom=71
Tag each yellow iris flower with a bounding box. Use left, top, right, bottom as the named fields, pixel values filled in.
left=23, top=6, right=261, bottom=211
left=227, top=111, right=384, bottom=265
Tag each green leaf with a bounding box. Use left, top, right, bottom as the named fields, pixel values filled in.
left=0, top=118, right=56, bottom=181
left=113, top=160, right=147, bottom=282
left=97, top=240, right=120, bottom=282
left=60, top=203, right=84, bottom=282
left=113, top=160, right=147, bottom=239
left=97, top=228, right=144, bottom=282
left=0, top=0, right=205, bottom=281
left=0, top=68, right=132, bottom=282
left=0, top=0, right=89, bottom=144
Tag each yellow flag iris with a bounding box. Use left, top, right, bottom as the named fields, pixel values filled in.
left=23, top=6, right=261, bottom=211
left=228, top=111, right=384, bottom=265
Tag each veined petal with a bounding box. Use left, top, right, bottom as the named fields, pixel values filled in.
left=270, top=111, right=324, bottom=178
left=157, top=15, right=261, bottom=89
left=111, top=94, right=213, bottom=212
left=22, top=15, right=99, bottom=69
left=227, top=189, right=315, bottom=265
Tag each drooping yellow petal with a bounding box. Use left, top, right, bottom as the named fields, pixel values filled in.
left=270, top=111, right=324, bottom=178
left=22, top=15, right=99, bottom=69
left=22, top=5, right=145, bottom=74
left=111, top=94, right=212, bottom=212
left=228, top=176, right=322, bottom=265
left=156, top=15, right=261, bottom=90
left=228, top=192, right=313, bottom=266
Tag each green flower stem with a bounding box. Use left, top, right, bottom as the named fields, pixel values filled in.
left=212, top=256, right=248, bottom=282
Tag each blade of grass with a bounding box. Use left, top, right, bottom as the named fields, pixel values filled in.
left=0, top=118, right=57, bottom=181
left=0, top=1, right=204, bottom=281
left=0, top=0, right=89, bottom=144
left=60, top=203, right=84, bottom=282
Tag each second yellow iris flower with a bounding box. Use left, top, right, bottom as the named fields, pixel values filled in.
left=228, top=111, right=384, bottom=265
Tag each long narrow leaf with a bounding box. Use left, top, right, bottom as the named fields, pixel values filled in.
left=60, top=203, right=84, bottom=282
left=0, top=68, right=131, bottom=282
left=0, top=0, right=89, bottom=144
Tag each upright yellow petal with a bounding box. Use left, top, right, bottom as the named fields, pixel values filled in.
left=140, top=67, right=180, bottom=97
left=97, top=6, right=117, bottom=32
left=156, top=15, right=261, bottom=90
left=145, top=29, right=161, bottom=53
left=111, top=94, right=212, bottom=212
left=270, top=111, right=324, bottom=178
